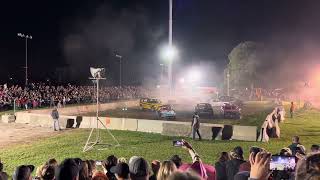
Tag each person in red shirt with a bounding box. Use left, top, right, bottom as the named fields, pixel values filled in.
left=290, top=102, right=295, bottom=118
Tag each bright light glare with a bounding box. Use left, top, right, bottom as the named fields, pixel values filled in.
left=161, top=45, right=177, bottom=60
left=179, top=78, right=185, bottom=84
left=187, top=69, right=201, bottom=82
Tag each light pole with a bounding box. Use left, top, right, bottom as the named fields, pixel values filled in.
left=160, top=64, right=164, bottom=84
left=115, top=54, right=122, bottom=87
left=168, top=0, right=173, bottom=95
left=17, top=33, right=32, bottom=86
left=227, top=68, right=230, bottom=96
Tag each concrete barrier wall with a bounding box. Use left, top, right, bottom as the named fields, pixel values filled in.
left=162, top=122, right=191, bottom=137
left=80, top=116, right=96, bottom=129
left=27, top=100, right=139, bottom=115
left=15, top=112, right=76, bottom=128
left=0, top=115, right=15, bottom=123
left=10, top=112, right=257, bottom=141
left=137, top=120, right=164, bottom=133
left=232, top=125, right=257, bottom=141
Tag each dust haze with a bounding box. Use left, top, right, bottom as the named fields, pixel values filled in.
left=62, top=2, right=164, bottom=85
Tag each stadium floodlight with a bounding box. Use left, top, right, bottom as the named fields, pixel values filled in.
left=160, top=45, right=178, bottom=96
left=161, top=45, right=178, bottom=61
left=90, top=67, right=104, bottom=78
left=17, top=32, right=33, bottom=86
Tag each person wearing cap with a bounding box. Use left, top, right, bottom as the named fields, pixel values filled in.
left=110, top=162, right=129, bottom=180
left=128, top=157, right=149, bottom=180
left=191, top=112, right=202, bottom=140
left=12, top=165, right=35, bottom=180
left=51, top=106, right=61, bottom=131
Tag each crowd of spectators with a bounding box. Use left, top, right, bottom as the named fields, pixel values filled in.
left=0, top=83, right=148, bottom=111
left=0, top=138, right=319, bottom=180
left=230, top=88, right=291, bottom=102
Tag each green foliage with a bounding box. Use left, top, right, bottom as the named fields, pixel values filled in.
left=227, top=41, right=264, bottom=89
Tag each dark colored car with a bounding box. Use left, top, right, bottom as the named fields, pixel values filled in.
left=195, top=103, right=214, bottom=116
left=218, top=96, right=244, bottom=107
left=221, top=103, right=241, bottom=119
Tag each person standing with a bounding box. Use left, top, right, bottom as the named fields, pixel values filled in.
left=191, top=112, right=202, bottom=140
left=50, top=96, right=55, bottom=108
left=63, top=96, right=66, bottom=108
left=290, top=102, right=295, bottom=118
left=288, top=136, right=304, bottom=156
left=51, top=106, right=61, bottom=131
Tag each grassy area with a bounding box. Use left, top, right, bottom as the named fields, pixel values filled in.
left=0, top=107, right=319, bottom=175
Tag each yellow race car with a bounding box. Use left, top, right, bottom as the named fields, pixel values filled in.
left=140, top=98, right=162, bottom=111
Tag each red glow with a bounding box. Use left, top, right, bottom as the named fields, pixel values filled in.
left=309, top=64, right=320, bottom=88
left=316, top=72, right=320, bottom=85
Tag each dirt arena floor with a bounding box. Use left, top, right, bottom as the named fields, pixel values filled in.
left=0, top=122, right=59, bottom=148
left=79, top=102, right=274, bottom=125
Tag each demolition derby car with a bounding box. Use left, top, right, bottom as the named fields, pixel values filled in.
left=139, top=98, right=162, bottom=111
left=157, top=104, right=176, bottom=120
left=195, top=103, right=214, bottom=116
left=210, top=96, right=243, bottom=107
left=221, top=103, right=241, bottom=119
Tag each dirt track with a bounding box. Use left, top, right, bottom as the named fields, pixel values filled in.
left=0, top=122, right=58, bottom=148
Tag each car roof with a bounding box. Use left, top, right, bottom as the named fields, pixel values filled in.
left=198, top=103, right=210, bottom=105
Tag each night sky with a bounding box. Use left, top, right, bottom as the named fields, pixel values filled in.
left=1, top=0, right=320, bottom=85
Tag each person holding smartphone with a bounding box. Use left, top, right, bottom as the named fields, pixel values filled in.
left=179, top=140, right=208, bottom=179
left=249, top=152, right=272, bottom=180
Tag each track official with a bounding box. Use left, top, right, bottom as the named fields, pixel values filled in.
left=191, top=112, right=202, bottom=140
left=51, top=106, right=61, bottom=131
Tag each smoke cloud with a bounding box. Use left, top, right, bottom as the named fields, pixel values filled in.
left=62, top=2, right=164, bottom=84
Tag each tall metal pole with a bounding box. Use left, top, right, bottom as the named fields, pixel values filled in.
left=160, top=64, right=164, bottom=84
left=227, top=68, right=230, bottom=96
left=119, top=57, right=122, bottom=87
left=96, top=79, right=99, bottom=117
left=168, top=0, right=173, bottom=96
left=25, top=38, right=28, bottom=86
left=96, top=78, right=100, bottom=141
left=17, top=33, right=32, bottom=86
left=115, top=54, right=122, bottom=87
